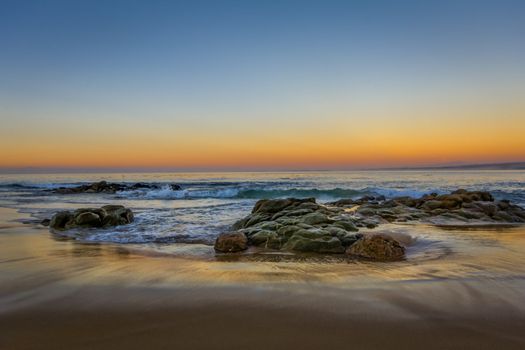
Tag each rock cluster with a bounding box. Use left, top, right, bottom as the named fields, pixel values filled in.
left=329, top=189, right=525, bottom=225
left=51, top=181, right=181, bottom=194
left=214, top=190, right=525, bottom=260
left=215, top=197, right=402, bottom=260
left=48, top=205, right=134, bottom=230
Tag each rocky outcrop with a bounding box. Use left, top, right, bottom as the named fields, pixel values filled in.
left=222, top=197, right=377, bottom=256
left=51, top=181, right=182, bottom=194
left=330, top=189, right=525, bottom=225
left=48, top=205, right=134, bottom=230
left=216, top=190, right=525, bottom=259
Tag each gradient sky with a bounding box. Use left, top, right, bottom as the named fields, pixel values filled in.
left=1, top=0, right=524, bottom=170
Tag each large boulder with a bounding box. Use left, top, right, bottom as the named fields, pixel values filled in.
left=346, top=234, right=405, bottom=261
left=214, top=232, right=248, bottom=252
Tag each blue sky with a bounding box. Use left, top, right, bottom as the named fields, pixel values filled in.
left=1, top=0, right=524, bottom=170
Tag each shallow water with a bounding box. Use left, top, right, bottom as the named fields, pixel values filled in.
left=1, top=170, right=524, bottom=284
left=1, top=170, right=524, bottom=245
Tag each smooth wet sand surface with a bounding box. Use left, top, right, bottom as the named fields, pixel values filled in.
left=1, top=207, right=525, bottom=349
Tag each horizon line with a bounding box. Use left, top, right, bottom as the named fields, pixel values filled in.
left=1, top=161, right=525, bottom=174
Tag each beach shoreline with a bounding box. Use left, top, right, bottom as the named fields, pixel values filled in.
left=2, top=171, right=525, bottom=349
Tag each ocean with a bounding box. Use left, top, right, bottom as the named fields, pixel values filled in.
left=1, top=170, right=524, bottom=246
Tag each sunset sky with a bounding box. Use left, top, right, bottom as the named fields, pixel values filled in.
left=1, top=0, right=524, bottom=171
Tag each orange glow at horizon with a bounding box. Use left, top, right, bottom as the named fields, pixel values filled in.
left=2, top=105, right=524, bottom=170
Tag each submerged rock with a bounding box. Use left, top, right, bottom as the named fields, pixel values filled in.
left=214, top=232, right=248, bottom=252
left=346, top=234, right=405, bottom=261
left=48, top=205, right=134, bottom=230
left=51, top=181, right=182, bottom=194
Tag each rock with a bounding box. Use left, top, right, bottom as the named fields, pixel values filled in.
left=101, top=205, right=134, bottom=226
left=497, top=200, right=511, bottom=210
left=48, top=205, right=134, bottom=230
left=249, top=231, right=282, bottom=249
left=51, top=181, right=181, bottom=194
left=272, top=208, right=313, bottom=220
left=325, top=226, right=348, bottom=237
left=214, top=232, right=248, bottom=252
left=294, top=227, right=332, bottom=239
left=421, top=200, right=458, bottom=211
left=357, top=207, right=376, bottom=216
left=301, top=212, right=331, bottom=225
left=327, top=199, right=355, bottom=207
left=275, top=216, right=301, bottom=226
left=252, top=199, right=292, bottom=214
left=226, top=191, right=525, bottom=255
left=332, top=220, right=358, bottom=232
left=253, top=220, right=282, bottom=231
left=346, top=234, right=405, bottom=261
left=40, top=218, right=51, bottom=226
left=473, top=202, right=498, bottom=216
left=252, top=198, right=316, bottom=214
left=75, top=211, right=102, bottom=227
left=365, top=223, right=377, bottom=229
left=452, top=209, right=486, bottom=220
left=338, top=232, right=363, bottom=247
left=276, top=225, right=303, bottom=238
left=49, top=211, right=74, bottom=229
left=493, top=211, right=514, bottom=222
left=283, top=235, right=345, bottom=253
left=244, top=213, right=273, bottom=228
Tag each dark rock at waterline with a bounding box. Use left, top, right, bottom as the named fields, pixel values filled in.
left=169, top=184, right=182, bottom=191
left=227, top=197, right=372, bottom=255
left=346, top=234, right=405, bottom=261
left=332, top=189, right=525, bottom=224
left=50, top=181, right=182, bottom=194
left=40, top=218, right=50, bottom=226
left=48, top=205, right=134, bottom=230
left=214, top=232, right=248, bottom=252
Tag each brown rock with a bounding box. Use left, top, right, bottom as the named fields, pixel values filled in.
left=346, top=234, right=405, bottom=261
left=214, top=232, right=248, bottom=253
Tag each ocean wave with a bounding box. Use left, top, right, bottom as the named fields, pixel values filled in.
left=366, top=187, right=443, bottom=199
left=119, top=185, right=369, bottom=200
left=0, top=182, right=79, bottom=190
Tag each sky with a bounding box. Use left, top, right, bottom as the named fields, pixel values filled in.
left=1, top=0, right=524, bottom=171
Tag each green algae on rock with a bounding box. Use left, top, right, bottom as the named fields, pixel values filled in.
left=216, top=190, right=525, bottom=260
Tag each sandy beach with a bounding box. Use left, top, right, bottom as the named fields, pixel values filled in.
left=2, top=204, right=525, bottom=349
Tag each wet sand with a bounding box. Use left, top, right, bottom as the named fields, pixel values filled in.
left=2, top=282, right=525, bottom=350
left=1, top=208, right=525, bottom=349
